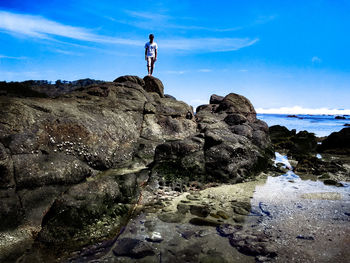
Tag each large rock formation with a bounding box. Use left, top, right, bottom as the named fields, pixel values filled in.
left=151, top=93, right=273, bottom=184
left=0, top=76, right=272, bottom=257
left=0, top=76, right=195, bottom=235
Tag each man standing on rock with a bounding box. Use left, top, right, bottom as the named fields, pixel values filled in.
left=145, top=34, right=158, bottom=76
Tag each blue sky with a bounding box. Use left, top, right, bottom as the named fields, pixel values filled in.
left=1, top=0, right=349, bottom=113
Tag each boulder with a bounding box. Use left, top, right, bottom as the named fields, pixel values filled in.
left=113, top=75, right=145, bottom=86
left=269, top=125, right=317, bottom=160
left=216, top=93, right=256, bottom=122
left=318, top=128, right=350, bottom=154
left=143, top=76, right=164, bottom=97
left=335, top=116, right=346, bottom=120
left=164, top=94, right=176, bottom=100
left=209, top=94, right=224, bottom=104
left=152, top=93, right=273, bottom=183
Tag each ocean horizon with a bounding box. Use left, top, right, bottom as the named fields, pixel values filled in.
left=257, top=113, right=349, bottom=137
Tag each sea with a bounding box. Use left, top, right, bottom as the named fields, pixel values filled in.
left=257, top=114, right=350, bottom=137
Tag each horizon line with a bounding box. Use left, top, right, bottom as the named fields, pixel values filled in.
left=256, top=106, right=350, bottom=115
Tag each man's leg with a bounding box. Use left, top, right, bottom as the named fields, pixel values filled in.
left=150, top=57, right=155, bottom=76
left=147, top=57, right=151, bottom=76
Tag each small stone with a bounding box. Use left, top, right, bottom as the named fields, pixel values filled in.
left=233, top=206, right=249, bottom=215
left=210, top=213, right=220, bottom=219
left=296, top=235, right=314, bottom=240
left=177, top=203, right=190, bottom=214
left=186, top=194, right=200, bottom=201
left=217, top=210, right=230, bottom=219
left=113, top=238, right=155, bottom=259
left=323, top=179, right=344, bottom=187
left=189, top=217, right=220, bottom=227
left=216, top=224, right=242, bottom=237
left=232, top=215, right=246, bottom=223
left=158, top=213, right=183, bottom=223
left=190, top=205, right=210, bottom=217
left=145, top=232, right=163, bottom=243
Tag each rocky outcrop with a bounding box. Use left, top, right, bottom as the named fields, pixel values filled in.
left=151, top=93, right=273, bottom=184
left=0, top=75, right=195, bottom=233
left=0, top=78, right=105, bottom=98
left=318, top=128, right=350, bottom=154
left=0, top=77, right=272, bottom=256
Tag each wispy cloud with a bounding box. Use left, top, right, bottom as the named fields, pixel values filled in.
left=162, top=70, right=188, bottom=75
left=162, top=38, right=259, bottom=52
left=0, top=11, right=142, bottom=45
left=0, top=11, right=258, bottom=53
left=52, top=49, right=83, bottom=56
left=122, top=10, right=242, bottom=32
left=125, top=10, right=169, bottom=21
left=312, top=56, right=322, bottom=63
left=197, top=69, right=212, bottom=72
left=0, top=55, right=26, bottom=59
left=254, top=15, right=277, bottom=25
left=256, top=106, right=350, bottom=115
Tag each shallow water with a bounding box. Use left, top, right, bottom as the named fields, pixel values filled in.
left=71, top=162, right=350, bottom=262
left=251, top=174, right=350, bottom=262
left=7, top=155, right=350, bottom=262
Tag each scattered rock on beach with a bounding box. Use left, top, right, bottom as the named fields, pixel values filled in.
left=335, top=116, right=346, bottom=120
left=113, top=238, right=155, bottom=258
left=318, top=128, right=350, bottom=154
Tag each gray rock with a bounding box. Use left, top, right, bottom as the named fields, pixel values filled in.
left=38, top=173, right=138, bottom=247
left=143, top=76, right=164, bottom=97
left=113, top=75, right=145, bottom=86
left=113, top=238, right=155, bottom=258
left=189, top=217, right=220, bottom=227
left=0, top=189, right=23, bottom=230
left=0, top=142, right=14, bottom=188
left=318, top=127, right=350, bottom=154
left=216, top=224, right=242, bottom=237
left=190, top=204, right=211, bottom=217
left=229, top=231, right=277, bottom=258
left=210, top=94, right=224, bottom=104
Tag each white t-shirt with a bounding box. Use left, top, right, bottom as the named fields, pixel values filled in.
left=145, top=41, right=158, bottom=57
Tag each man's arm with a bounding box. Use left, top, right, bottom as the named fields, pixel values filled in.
left=154, top=48, right=157, bottom=61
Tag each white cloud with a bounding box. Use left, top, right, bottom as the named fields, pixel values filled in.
left=52, top=49, right=83, bottom=56
left=256, top=106, right=350, bottom=115
left=123, top=10, right=242, bottom=32
left=0, top=55, right=26, bottom=59
left=0, top=11, right=258, bottom=53
left=162, top=70, right=188, bottom=74
left=198, top=69, right=212, bottom=72
left=238, top=69, right=248, bottom=72
left=0, top=11, right=142, bottom=45
left=161, top=38, right=259, bottom=52
left=312, top=56, right=322, bottom=63
left=125, top=10, right=169, bottom=21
